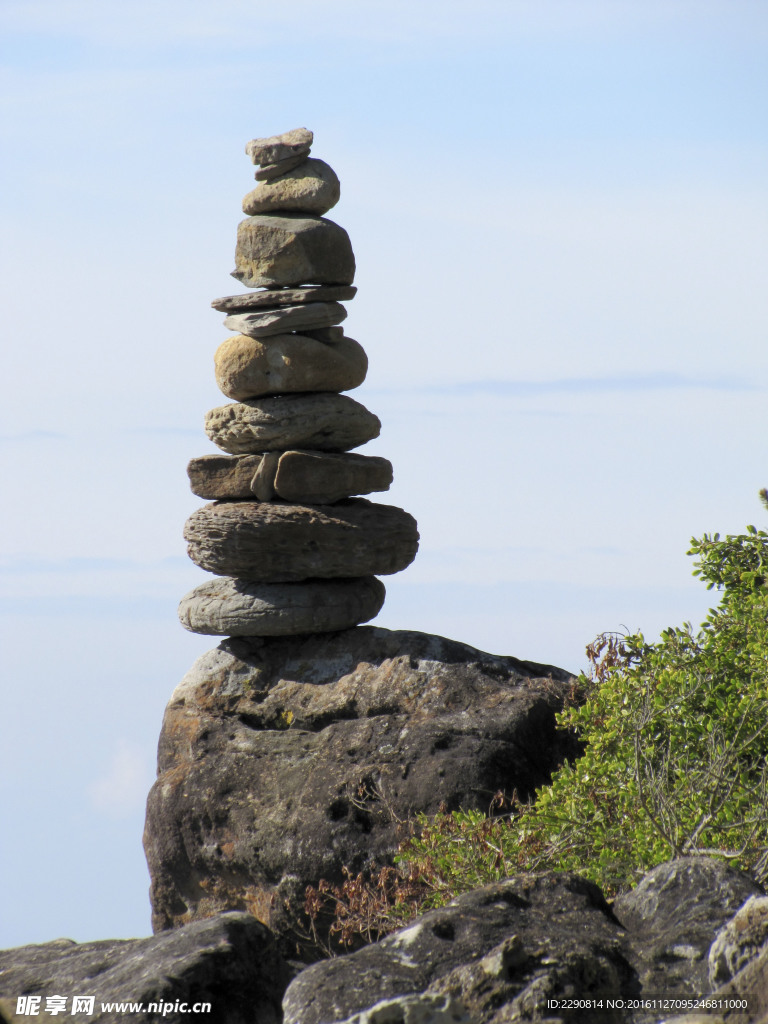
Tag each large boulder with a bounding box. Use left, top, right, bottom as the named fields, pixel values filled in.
left=143, top=628, right=579, bottom=952
left=0, top=913, right=290, bottom=1024
left=183, top=499, right=419, bottom=581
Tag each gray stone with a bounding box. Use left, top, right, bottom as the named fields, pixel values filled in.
left=183, top=499, right=419, bottom=581
left=187, top=451, right=393, bottom=503
left=613, top=857, right=762, bottom=1000
left=222, top=300, right=347, bottom=338
left=274, top=450, right=393, bottom=503
left=245, top=128, right=313, bottom=166
left=709, top=895, right=768, bottom=986
left=204, top=393, right=380, bottom=454
left=0, top=913, right=290, bottom=1024
left=143, top=627, right=578, bottom=948
left=232, top=214, right=355, bottom=289
left=255, top=155, right=308, bottom=182
left=282, top=874, right=634, bottom=1024
left=178, top=576, right=386, bottom=637
left=187, top=453, right=263, bottom=499
left=214, top=332, right=367, bottom=401
left=334, top=993, right=471, bottom=1024
left=211, top=285, right=357, bottom=313
left=243, top=158, right=341, bottom=216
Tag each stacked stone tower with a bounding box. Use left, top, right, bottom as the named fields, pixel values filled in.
left=178, top=128, right=419, bottom=637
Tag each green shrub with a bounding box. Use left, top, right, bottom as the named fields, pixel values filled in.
left=398, top=512, right=768, bottom=904
left=306, top=496, right=768, bottom=943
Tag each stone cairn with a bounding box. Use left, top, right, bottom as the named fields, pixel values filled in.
left=178, top=128, right=419, bottom=638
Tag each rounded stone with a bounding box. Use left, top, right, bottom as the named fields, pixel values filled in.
left=242, top=158, right=341, bottom=216
left=178, top=576, right=386, bottom=636
left=232, top=214, right=355, bottom=288
left=214, top=332, right=368, bottom=401
left=183, top=499, right=419, bottom=581
left=204, top=393, right=380, bottom=455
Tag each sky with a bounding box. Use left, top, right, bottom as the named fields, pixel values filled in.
left=1, top=0, right=767, bottom=950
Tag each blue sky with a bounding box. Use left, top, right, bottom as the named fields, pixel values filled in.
left=1, top=0, right=767, bottom=948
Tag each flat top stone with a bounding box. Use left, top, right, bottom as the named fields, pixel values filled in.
left=211, top=285, right=356, bottom=312
left=245, top=128, right=313, bottom=166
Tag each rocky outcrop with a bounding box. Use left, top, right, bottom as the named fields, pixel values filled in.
left=143, top=627, right=579, bottom=950
left=282, top=858, right=768, bottom=1024
left=0, top=913, right=290, bottom=1024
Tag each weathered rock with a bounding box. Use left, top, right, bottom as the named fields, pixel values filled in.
left=273, top=450, right=393, bottom=503
left=332, top=993, right=471, bottom=1024
left=709, top=942, right=768, bottom=1023
left=144, top=628, right=579, bottom=949
left=222, top=300, right=347, bottom=338
left=245, top=127, right=313, bottom=166
left=232, top=214, right=355, bottom=288
left=187, top=453, right=263, bottom=498
left=255, top=154, right=308, bottom=181
left=188, top=451, right=393, bottom=502
left=183, top=499, right=418, bottom=580
left=613, top=857, right=762, bottom=1000
left=178, top=576, right=385, bottom=636
left=709, top=894, right=768, bottom=986
left=243, top=158, right=341, bottom=216
left=214, top=332, right=367, bottom=401
left=204, top=393, right=380, bottom=454
left=0, top=913, right=290, bottom=1024
left=282, top=874, right=635, bottom=1024
left=211, top=285, right=357, bottom=312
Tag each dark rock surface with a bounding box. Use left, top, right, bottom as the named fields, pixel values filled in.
left=0, top=913, right=290, bottom=1024
left=183, top=499, right=419, bottom=581
left=283, top=873, right=636, bottom=1024
left=613, top=857, right=762, bottom=1000
left=143, top=627, right=579, bottom=950
left=282, top=858, right=768, bottom=1024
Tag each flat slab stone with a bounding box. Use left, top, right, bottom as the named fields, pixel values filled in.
left=232, top=214, right=355, bottom=289
left=223, top=300, right=347, bottom=338
left=205, top=393, right=380, bottom=454
left=211, top=285, right=357, bottom=313
left=243, top=158, right=340, bottom=216
left=245, top=128, right=313, bottom=166
left=187, top=451, right=393, bottom=502
left=214, top=332, right=367, bottom=401
left=178, top=576, right=386, bottom=637
left=183, top=499, right=419, bottom=581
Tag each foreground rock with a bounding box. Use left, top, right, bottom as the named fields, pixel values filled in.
left=184, top=499, right=418, bottom=580
left=232, top=214, right=355, bottom=288
left=204, top=393, right=380, bottom=454
left=0, top=913, right=290, bottom=1024
left=178, top=576, right=385, bottom=636
left=144, top=627, right=579, bottom=950
left=211, top=284, right=356, bottom=312
left=283, top=858, right=768, bottom=1024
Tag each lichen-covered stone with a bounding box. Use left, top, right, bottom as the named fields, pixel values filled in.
left=204, top=393, right=380, bottom=454
left=183, top=499, right=418, bottom=580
